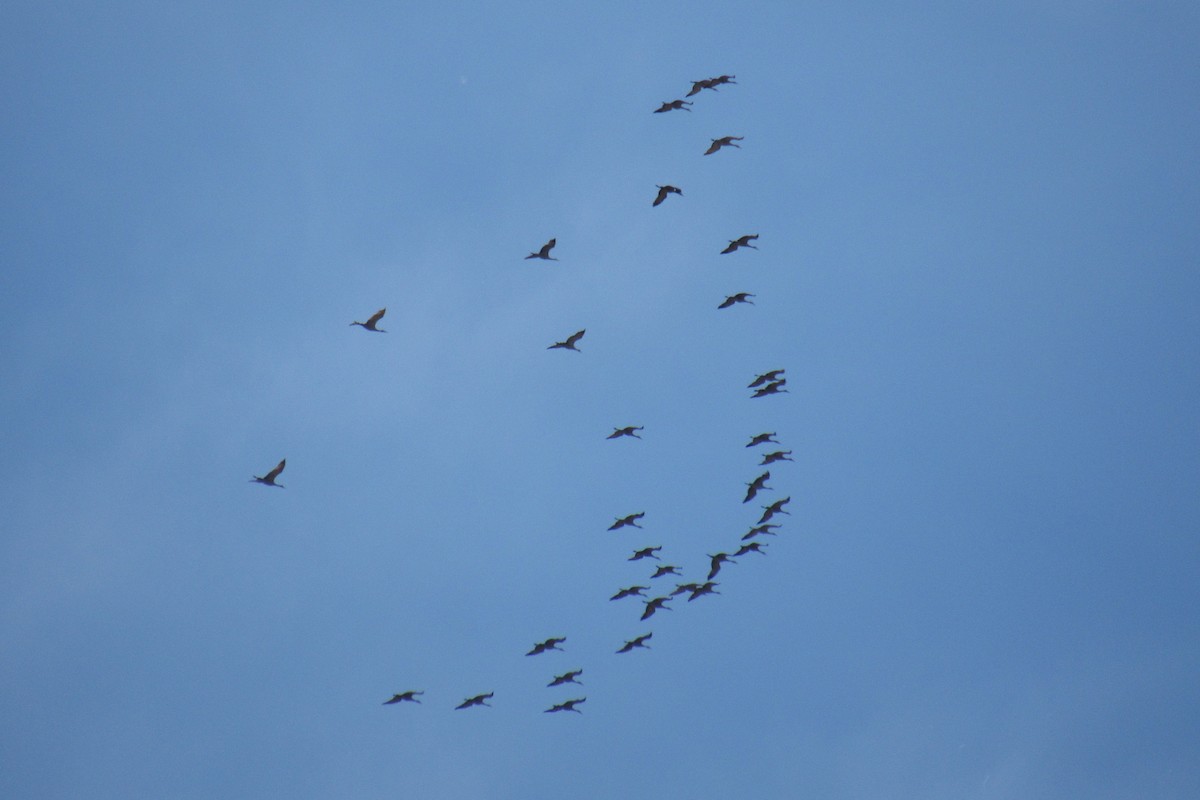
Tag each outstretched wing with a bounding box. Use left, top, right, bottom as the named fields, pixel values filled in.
left=265, top=459, right=286, bottom=482
left=720, top=241, right=737, bottom=254
left=653, top=186, right=668, bottom=206
left=539, top=238, right=557, bottom=257
left=565, top=329, right=585, bottom=347
left=704, top=141, right=721, bottom=155
left=367, top=308, right=386, bottom=327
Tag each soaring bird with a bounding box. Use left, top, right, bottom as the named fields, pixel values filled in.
left=548, top=329, right=586, bottom=351
left=609, top=512, right=645, bottom=531
left=383, top=691, right=423, bottom=705
left=686, top=78, right=718, bottom=96
left=688, top=582, right=721, bottom=601
left=760, top=450, right=794, bottom=465
left=616, top=633, right=653, bottom=653
left=649, top=564, right=682, bottom=579
left=751, top=380, right=789, bottom=398
left=734, top=541, right=768, bottom=557
left=455, top=692, right=493, bottom=709
left=710, top=74, right=737, bottom=86
left=629, top=546, right=662, bottom=561
left=720, top=234, right=759, bottom=254
left=744, top=471, right=772, bottom=503
left=671, top=582, right=702, bottom=597
left=641, top=596, right=672, bottom=621
left=742, top=523, right=782, bottom=540
left=525, top=238, right=558, bottom=260
left=350, top=308, right=387, bottom=332
left=545, top=697, right=586, bottom=714
left=707, top=552, right=736, bottom=580
left=654, top=99, right=692, bottom=113
left=527, top=637, right=566, bottom=656
left=704, top=135, right=743, bottom=155
left=607, top=426, right=643, bottom=440
left=251, top=459, right=286, bottom=488
left=548, top=670, right=584, bottom=687
left=653, top=185, right=683, bottom=206
left=610, top=585, right=649, bottom=601
left=746, top=432, right=780, bottom=448
left=748, top=370, right=785, bottom=388
left=718, top=292, right=755, bottom=309
left=758, top=497, right=792, bottom=524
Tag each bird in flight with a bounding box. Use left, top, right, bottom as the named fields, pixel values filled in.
left=686, top=78, right=719, bottom=96
left=751, top=380, right=789, bottom=398
left=527, top=637, right=567, bottom=656
left=650, top=564, right=682, bottom=579
left=610, top=585, right=649, bottom=601
left=748, top=371, right=785, bottom=389
left=742, top=523, right=782, bottom=540
left=548, top=329, right=586, bottom=351
left=350, top=308, right=387, bottom=332
left=734, top=542, right=768, bottom=557
left=671, top=582, right=702, bottom=597
left=760, top=450, right=794, bottom=465
left=718, top=292, right=755, bottom=309
left=710, top=74, right=737, bottom=87
left=744, top=471, right=772, bottom=503
left=548, top=670, right=584, bottom=687
left=525, top=238, right=558, bottom=260
left=746, top=432, right=780, bottom=448
left=653, top=185, right=683, bottom=206
left=688, top=582, right=721, bottom=601
left=721, top=234, right=759, bottom=254
left=707, top=552, right=736, bottom=580
left=455, top=692, right=493, bottom=710
left=654, top=99, right=692, bottom=113
left=545, top=697, right=586, bottom=714
left=758, top=497, right=792, bottom=524
left=382, top=691, right=423, bottom=705
left=250, top=459, right=286, bottom=488
left=629, top=546, right=662, bottom=562
left=609, top=512, right=645, bottom=531
left=641, top=596, right=672, bottom=621
left=704, top=135, right=744, bottom=155
left=616, top=633, right=653, bottom=653
left=608, top=426, right=643, bottom=439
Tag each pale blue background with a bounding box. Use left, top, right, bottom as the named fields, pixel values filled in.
left=2, top=2, right=1198, bottom=798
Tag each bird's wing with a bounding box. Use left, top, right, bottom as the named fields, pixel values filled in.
left=719, top=297, right=735, bottom=308
left=367, top=308, right=386, bottom=326
left=265, top=459, right=286, bottom=481
left=704, top=141, right=720, bottom=155
left=653, top=187, right=667, bottom=206
left=720, top=242, right=737, bottom=254
left=565, top=329, right=585, bottom=346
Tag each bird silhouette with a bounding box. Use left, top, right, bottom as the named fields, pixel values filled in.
left=641, top=596, right=672, bottom=620
left=718, top=293, right=755, bottom=309
left=704, top=135, right=743, bottom=155
left=744, top=471, right=772, bottom=503
left=545, top=697, right=586, bottom=714
left=742, top=523, right=782, bottom=540
left=758, top=497, right=792, bottom=524
left=525, top=238, right=558, bottom=260
left=649, top=564, right=682, bottom=579
left=746, top=432, right=780, bottom=448
left=382, top=691, right=423, bottom=705
left=610, top=585, right=649, bottom=601
left=671, top=582, right=702, bottom=596
left=751, top=380, right=789, bottom=398
left=607, top=426, right=643, bottom=439
left=710, top=74, right=737, bottom=86
left=455, top=692, right=493, bottom=709
left=608, top=512, right=645, bottom=531
left=720, top=234, right=759, bottom=254
left=686, top=78, right=718, bottom=96
left=654, top=99, right=693, bottom=113
left=760, top=450, right=794, bottom=465
left=548, top=329, right=586, bottom=351
left=653, top=185, right=683, bottom=206
left=616, top=633, right=653, bottom=653
left=548, top=670, right=584, bottom=687
left=734, top=542, right=769, bottom=557
left=707, top=552, right=736, bottom=580
left=250, top=459, right=286, bottom=488
left=629, top=546, right=662, bottom=561
left=748, top=370, right=785, bottom=389
left=688, top=582, right=721, bottom=601
left=527, top=637, right=566, bottom=656
left=350, top=308, right=387, bottom=332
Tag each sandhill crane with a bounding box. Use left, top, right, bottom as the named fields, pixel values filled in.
left=383, top=691, right=423, bottom=705
left=760, top=450, right=794, bottom=465
left=720, top=234, right=759, bottom=254
left=654, top=99, right=693, bottom=113
left=704, top=135, right=743, bottom=155
left=607, top=426, right=643, bottom=439
left=650, top=564, right=681, bottom=579
left=748, top=370, right=785, bottom=388
left=758, top=497, right=792, bottom=524
left=548, top=670, right=584, bottom=687
left=525, top=238, right=558, bottom=260
left=609, top=512, right=645, bottom=531
left=610, top=585, right=649, bottom=601
left=545, top=697, right=586, bottom=714
left=707, top=552, right=736, bottom=580
left=746, top=432, right=780, bottom=448
left=641, top=596, right=672, bottom=620
left=742, top=523, right=782, bottom=540
left=671, top=582, right=702, bottom=596
left=350, top=308, right=387, bottom=332
left=710, top=74, right=737, bottom=86
left=616, top=633, right=652, bottom=653
left=455, top=692, right=493, bottom=709
left=548, top=329, right=586, bottom=351
left=251, top=459, right=286, bottom=488
left=629, top=546, right=662, bottom=561
left=719, top=293, right=755, bottom=309
left=734, top=541, right=768, bottom=557
left=527, top=637, right=566, bottom=656
left=744, top=471, right=772, bottom=503
left=751, top=380, right=788, bottom=398
left=653, top=185, right=683, bottom=206
left=688, top=582, right=721, bottom=601
left=686, top=78, right=718, bottom=96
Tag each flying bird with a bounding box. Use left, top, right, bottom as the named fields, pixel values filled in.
left=704, top=135, right=743, bottom=155
left=610, top=585, right=649, bottom=601
left=746, top=432, right=780, bottom=448
left=616, top=633, right=653, bottom=653
left=707, top=552, right=736, bottom=580
left=654, top=99, right=692, bottom=113
left=525, top=238, right=558, bottom=260
left=548, top=329, right=586, bottom=351
left=734, top=542, right=768, bottom=557
left=641, top=596, right=672, bottom=621
left=629, top=546, right=662, bottom=561
left=751, top=380, right=789, bottom=398
left=350, top=308, right=387, bottom=332
left=748, top=370, right=785, bottom=388
left=710, top=74, right=737, bottom=86
left=382, top=691, right=423, bottom=705
left=607, top=426, right=643, bottom=439
left=686, top=78, right=718, bottom=96
left=545, top=697, right=586, bottom=714
left=650, top=565, right=682, bottom=579
left=671, top=582, right=703, bottom=596
left=548, top=670, right=584, bottom=687
left=653, top=185, right=683, bottom=206
left=718, top=292, right=755, bottom=309
left=744, top=471, right=772, bottom=503
left=527, top=637, right=566, bottom=656
left=758, top=497, right=792, bottom=524
left=720, top=234, right=759, bottom=254
left=688, top=582, right=721, bottom=601
left=250, top=459, right=286, bottom=488
left=455, top=692, right=493, bottom=709
left=608, top=512, right=645, bottom=531
left=760, top=450, right=794, bottom=465
left=742, top=523, right=782, bottom=540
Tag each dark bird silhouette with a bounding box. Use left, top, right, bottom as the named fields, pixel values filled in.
left=525, top=238, right=558, bottom=260
left=758, top=497, right=792, bottom=524
left=686, top=78, right=718, bottom=96
left=654, top=99, right=693, bottom=113
left=746, top=432, right=780, bottom=448
left=455, top=692, right=493, bottom=709
left=548, top=329, right=586, bottom=351
left=653, top=185, right=683, bottom=206
left=742, top=523, right=782, bottom=540
left=751, top=380, right=789, bottom=398
left=629, top=546, right=662, bottom=561
left=720, top=234, right=759, bottom=254
left=734, top=541, right=768, bottom=557
left=704, top=135, right=743, bottom=155
left=760, top=450, right=794, bottom=465
left=527, top=637, right=566, bottom=656
left=718, top=292, right=755, bottom=309
left=707, top=552, right=736, bottom=580
left=545, top=697, right=586, bottom=714
left=548, top=670, right=584, bottom=687
left=609, top=512, right=645, bottom=531
left=641, top=596, right=672, bottom=620
left=607, top=426, right=643, bottom=439
left=350, top=308, right=387, bottom=332
left=650, top=564, right=682, bottom=579
left=748, top=371, right=785, bottom=389
left=616, top=633, right=653, bottom=653
left=688, top=582, right=721, bottom=601
left=383, top=691, right=423, bottom=705
left=250, top=459, right=286, bottom=488
left=671, top=582, right=702, bottom=596
left=710, top=74, right=737, bottom=86
left=744, top=471, right=772, bottom=503
left=610, top=585, right=649, bottom=601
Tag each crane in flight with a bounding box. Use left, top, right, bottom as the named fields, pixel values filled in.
left=641, top=596, right=672, bottom=620
left=382, top=691, right=423, bottom=705
left=758, top=497, right=792, bottom=524
left=654, top=99, right=692, bottom=113
left=707, top=552, right=736, bottom=580
left=704, top=135, right=743, bottom=155
left=650, top=564, right=682, bottom=579
left=719, top=292, right=755, bottom=309
left=721, top=234, right=759, bottom=254
left=545, top=698, right=586, bottom=714
left=746, top=432, right=780, bottom=448
left=548, top=329, right=586, bottom=351
left=748, top=370, right=785, bottom=388
left=616, top=633, right=653, bottom=653
left=610, top=585, right=649, bottom=601
left=751, top=380, right=789, bottom=398
left=760, top=450, right=794, bottom=465
left=744, top=471, right=772, bottom=503
left=548, top=670, right=584, bottom=687
left=609, top=512, right=645, bottom=531
left=688, top=582, right=721, bottom=601
left=653, top=185, right=683, bottom=206
left=629, top=546, right=662, bottom=562
left=734, top=542, right=768, bottom=557
left=525, top=238, right=558, bottom=260
left=350, top=308, right=387, bottom=332
left=742, top=523, right=782, bottom=540
left=527, top=637, right=567, bottom=656
left=455, top=692, right=493, bottom=710
left=607, top=426, right=643, bottom=439
left=250, top=459, right=286, bottom=488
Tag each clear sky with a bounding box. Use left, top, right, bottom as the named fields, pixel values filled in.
left=2, top=2, right=1199, bottom=798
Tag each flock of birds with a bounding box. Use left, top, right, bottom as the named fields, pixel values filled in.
left=252, top=73, right=795, bottom=715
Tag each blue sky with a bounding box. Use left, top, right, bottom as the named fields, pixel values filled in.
left=2, top=2, right=1199, bottom=798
